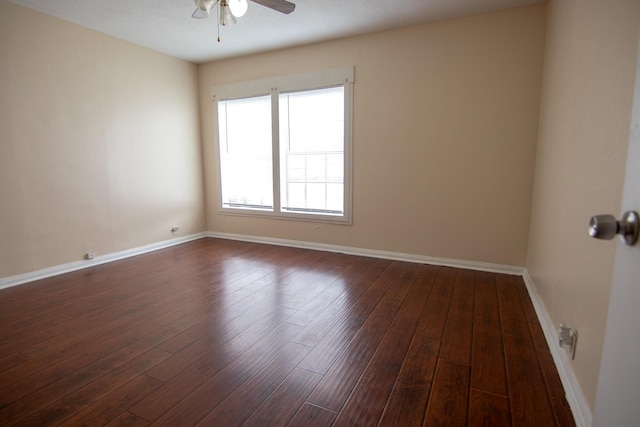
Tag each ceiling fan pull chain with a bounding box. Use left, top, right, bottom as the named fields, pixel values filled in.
left=217, top=4, right=221, bottom=42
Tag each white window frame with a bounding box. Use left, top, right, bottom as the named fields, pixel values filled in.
left=211, top=66, right=354, bottom=225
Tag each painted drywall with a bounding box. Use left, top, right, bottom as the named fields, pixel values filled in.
left=0, top=1, right=205, bottom=278
left=199, top=5, right=546, bottom=267
left=527, top=0, right=640, bottom=411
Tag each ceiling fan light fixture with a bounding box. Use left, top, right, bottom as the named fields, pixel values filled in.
left=191, top=0, right=295, bottom=39
left=228, top=0, right=248, bottom=18
left=195, top=0, right=218, bottom=13
left=219, top=1, right=237, bottom=26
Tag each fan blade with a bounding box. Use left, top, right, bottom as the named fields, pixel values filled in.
left=192, top=8, right=211, bottom=18
left=250, top=0, right=295, bottom=14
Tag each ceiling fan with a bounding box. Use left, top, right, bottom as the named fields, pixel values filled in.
left=192, top=0, right=296, bottom=26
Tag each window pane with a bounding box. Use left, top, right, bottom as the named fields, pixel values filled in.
left=218, top=95, right=273, bottom=210
left=279, top=86, right=344, bottom=215
left=326, top=183, right=344, bottom=212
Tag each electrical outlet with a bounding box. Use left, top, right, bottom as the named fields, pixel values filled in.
left=558, top=323, right=577, bottom=359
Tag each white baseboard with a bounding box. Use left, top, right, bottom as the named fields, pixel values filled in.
left=1, top=231, right=520, bottom=289
left=0, top=232, right=207, bottom=291
left=522, top=270, right=592, bottom=427
left=206, top=231, right=525, bottom=276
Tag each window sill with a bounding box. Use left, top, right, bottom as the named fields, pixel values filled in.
left=217, top=207, right=352, bottom=225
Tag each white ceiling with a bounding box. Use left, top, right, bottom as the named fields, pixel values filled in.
left=7, top=0, right=545, bottom=64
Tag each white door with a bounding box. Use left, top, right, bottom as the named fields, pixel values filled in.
left=592, top=35, right=640, bottom=426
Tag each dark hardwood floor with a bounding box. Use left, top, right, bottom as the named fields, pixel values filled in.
left=0, top=238, right=575, bottom=426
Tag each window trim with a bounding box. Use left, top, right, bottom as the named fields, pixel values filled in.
left=211, top=66, right=354, bottom=225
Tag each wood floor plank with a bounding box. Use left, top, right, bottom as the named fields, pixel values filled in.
left=0, top=270, right=111, bottom=322
left=0, top=338, right=153, bottom=422
left=468, top=388, right=511, bottom=426
left=496, top=275, right=557, bottom=426
left=135, top=316, right=200, bottom=349
left=471, top=272, right=508, bottom=396
left=495, top=274, right=524, bottom=323
left=439, top=269, right=476, bottom=365
left=286, top=279, right=350, bottom=328
left=145, top=303, right=297, bottom=383
left=295, top=260, right=399, bottom=375
left=0, top=328, right=54, bottom=359
left=423, top=359, right=471, bottom=426
left=286, top=256, right=377, bottom=327
left=104, top=411, right=150, bottom=427
left=277, top=255, right=346, bottom=307
left=305, top=262, right=420, bottom=411
left=331, top=265, right=435, bottom=426
left=291, top=259, right=390, bottom=346
left=0, top=314, right=70, bottom=356
left=517, top=279, right=540, bottom=324
left=18, top=348, right=171, bottom=426
left=150, top=339, right=307, bottom=426
left=155, top=276, right=291, bottom=356
left=0, top=352, right=27, bottom=373
left=0, top=239, right=574, bottom=427
left=59, top=375, right=163, bottom=427
left=378, top=335, right=440, bottom=427
left=195, top=342, right=312, bottom=426
left=529, top=320, right=576, bottom=427
left=501, top=322, right=557, bottom=427
left=242, top=368, right=323, bottom=427
left=13, top=280, right=198, bottom=361
left=129, top=321, right=303, bottom=423
left=414, top=267, right=457, bottom=339
left=474, top=272, right=498, bottom=319
left=287, top=403, right=337, bottom=427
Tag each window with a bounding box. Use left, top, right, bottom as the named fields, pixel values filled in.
left=212, top=67, right=353, bottom=224
left=218, top=95, right=273, bottom=210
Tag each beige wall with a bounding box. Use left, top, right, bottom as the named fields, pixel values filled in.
left=527, top=0, right=640, bottom=410
left=200, top=5, right=546, bottom=267
left=0, top=1, right=205, bottom=278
